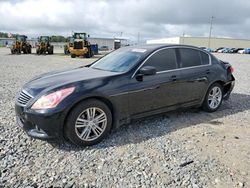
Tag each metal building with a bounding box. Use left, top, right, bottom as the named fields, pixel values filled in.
left=88, top=37, right=128, bottom=50
left=0, top=37, right=37, bottom=47
left=0, top=38, right=14, bottom=47
left=147, top=36, right=250, bottom=49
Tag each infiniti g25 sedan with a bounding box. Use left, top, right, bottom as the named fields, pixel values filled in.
left=15, top=44, right=235, bottom=146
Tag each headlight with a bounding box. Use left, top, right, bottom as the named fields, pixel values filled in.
left=31, top=87, right=75, bottom=110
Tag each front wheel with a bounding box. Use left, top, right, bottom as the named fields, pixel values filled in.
left=65, top=99, right=112, bottom=146
left=202, top=83, right=223, bottom=112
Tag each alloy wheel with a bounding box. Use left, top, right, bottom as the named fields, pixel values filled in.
left=75, top=107, right=107, bottom=141
left=208, top=86, right=222, bottom=109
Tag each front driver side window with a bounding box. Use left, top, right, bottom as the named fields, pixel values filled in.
left=144, top=48, right=178, bottom=72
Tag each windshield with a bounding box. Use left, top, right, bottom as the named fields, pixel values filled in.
left=40, top=36, right=49, bottom=42
left=17, top=36, right=26, bottom=42
left=90, top=48, right=146, bottom=72
left=74, top=33, right=86, bottom=39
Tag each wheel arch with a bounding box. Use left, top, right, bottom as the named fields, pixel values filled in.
left=201, top=80, right=226, bottom=104
left=212, top=80, right=234, bottom=95
left=62, top=96, right=116, bottom=139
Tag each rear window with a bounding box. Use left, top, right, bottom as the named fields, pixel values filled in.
left=179, top=48, right=201, bottom=68
left=200, top=51, right=209, bottom=65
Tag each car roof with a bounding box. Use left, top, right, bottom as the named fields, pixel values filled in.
left=122, top=44, right=202, bottom=54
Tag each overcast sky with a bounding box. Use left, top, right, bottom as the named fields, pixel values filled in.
left=0, top=0, right=250, bottom=41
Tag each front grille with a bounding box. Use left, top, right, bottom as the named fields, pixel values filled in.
left=74, top=41, right=83, bottom=49
left=17, top=90, right=33, bottom=106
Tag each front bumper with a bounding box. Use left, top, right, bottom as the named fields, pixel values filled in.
left=15, top=104, right=65, bottom=140
left=69, top=47, right=88, bottom=56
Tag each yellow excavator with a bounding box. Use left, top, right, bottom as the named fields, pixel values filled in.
left=67, top=32, right=93, bottom=58
left=36, top=36, right=54, bottom=55
left=11, top=35, right=32, bottom=54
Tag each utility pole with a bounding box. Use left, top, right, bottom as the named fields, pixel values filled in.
left=208, top=16, right=214, bottom=48
left=137, top=32, right=140, bottom=44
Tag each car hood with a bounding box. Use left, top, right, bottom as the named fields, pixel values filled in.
left=23, top=67, right=120, bottom=96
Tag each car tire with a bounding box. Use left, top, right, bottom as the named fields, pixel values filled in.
left=202, top=83, right=223, bottom=112
left=65, top=99, right=112, bottom=146
left=85, top=47, right=92, bottom=58
left=71, top=54, right=76, bottom=58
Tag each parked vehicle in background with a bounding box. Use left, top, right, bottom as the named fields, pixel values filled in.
left=230, top=48, right=236, bottom=53
left=15, top=44, right=235, bottom=146
left=238, top=48, right=250, bottom=54
left=203, top=48, right=214, bottom=53
left=36, top=36, right=54, bottom=55
left=243, top=48, right=250, bottom=54
left=99, top=46, right=109, bottom=51
left=68, top=32, right=93, bottom=58
left=215, top=47, right=225, bottom=52
left=238, top=49, right=245, bottom=54
left=10, top=35, right=32, bottom=54
left=234, top=48, right=244, bottom=53
left=221, top=48, right=233, bottom=53
left=217, top=48, right=226, bottom=53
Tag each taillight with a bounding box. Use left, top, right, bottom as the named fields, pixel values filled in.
left=229, top=66, right=234, bottom=73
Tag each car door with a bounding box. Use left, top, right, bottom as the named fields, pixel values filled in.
left=177, top=48, right=211, bottom=104
left=128, top=48, right=182, bottom=116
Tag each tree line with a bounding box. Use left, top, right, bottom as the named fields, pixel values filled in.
left=0, top=32, right=69, bottom=42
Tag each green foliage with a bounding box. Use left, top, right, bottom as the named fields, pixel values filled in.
left=0, top=32, right=19, bottom=38
left=0, top=32, right=8, bottom=38
left=50, top=35, right=67, bottom=42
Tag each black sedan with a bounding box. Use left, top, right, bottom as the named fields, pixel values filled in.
left=15, top=44, right=235, bottom=146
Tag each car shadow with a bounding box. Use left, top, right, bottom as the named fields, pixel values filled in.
left=50, top=92, right=250, bottom=151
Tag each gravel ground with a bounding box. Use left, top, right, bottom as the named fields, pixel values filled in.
left=0, top=48, right=250, bottom=188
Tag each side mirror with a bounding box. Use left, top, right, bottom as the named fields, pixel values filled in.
left=136, top=66, right=156, bottom=81
left=139, top=66, right=156, bottom=76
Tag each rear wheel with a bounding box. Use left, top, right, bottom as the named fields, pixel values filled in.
left=65, top=99, right=112, bottom=146
left=85, top=47, right=92, bottom=58
left=49, top=46, right=54, bottom=54
left=71, top=54, right=76, bottom=58
left=202, top=83, right=223, bottom=112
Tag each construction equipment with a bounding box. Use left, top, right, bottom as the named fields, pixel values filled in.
left=64, top=37, right=73, bottom=55
left=11, top=35, right=32, bottom=54
left=36, top=36, right=54, bottom=55
left=68, top=32, right=93, bottom=58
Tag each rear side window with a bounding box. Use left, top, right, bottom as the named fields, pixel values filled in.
left=179, top=48, right=201, bottom=68
left=200, top=51, right=209, bottom=65
left=144, top=48, right=177, bottom=72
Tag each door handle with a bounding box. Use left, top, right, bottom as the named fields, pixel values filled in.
left=171, top=75, right=177, bottom=81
